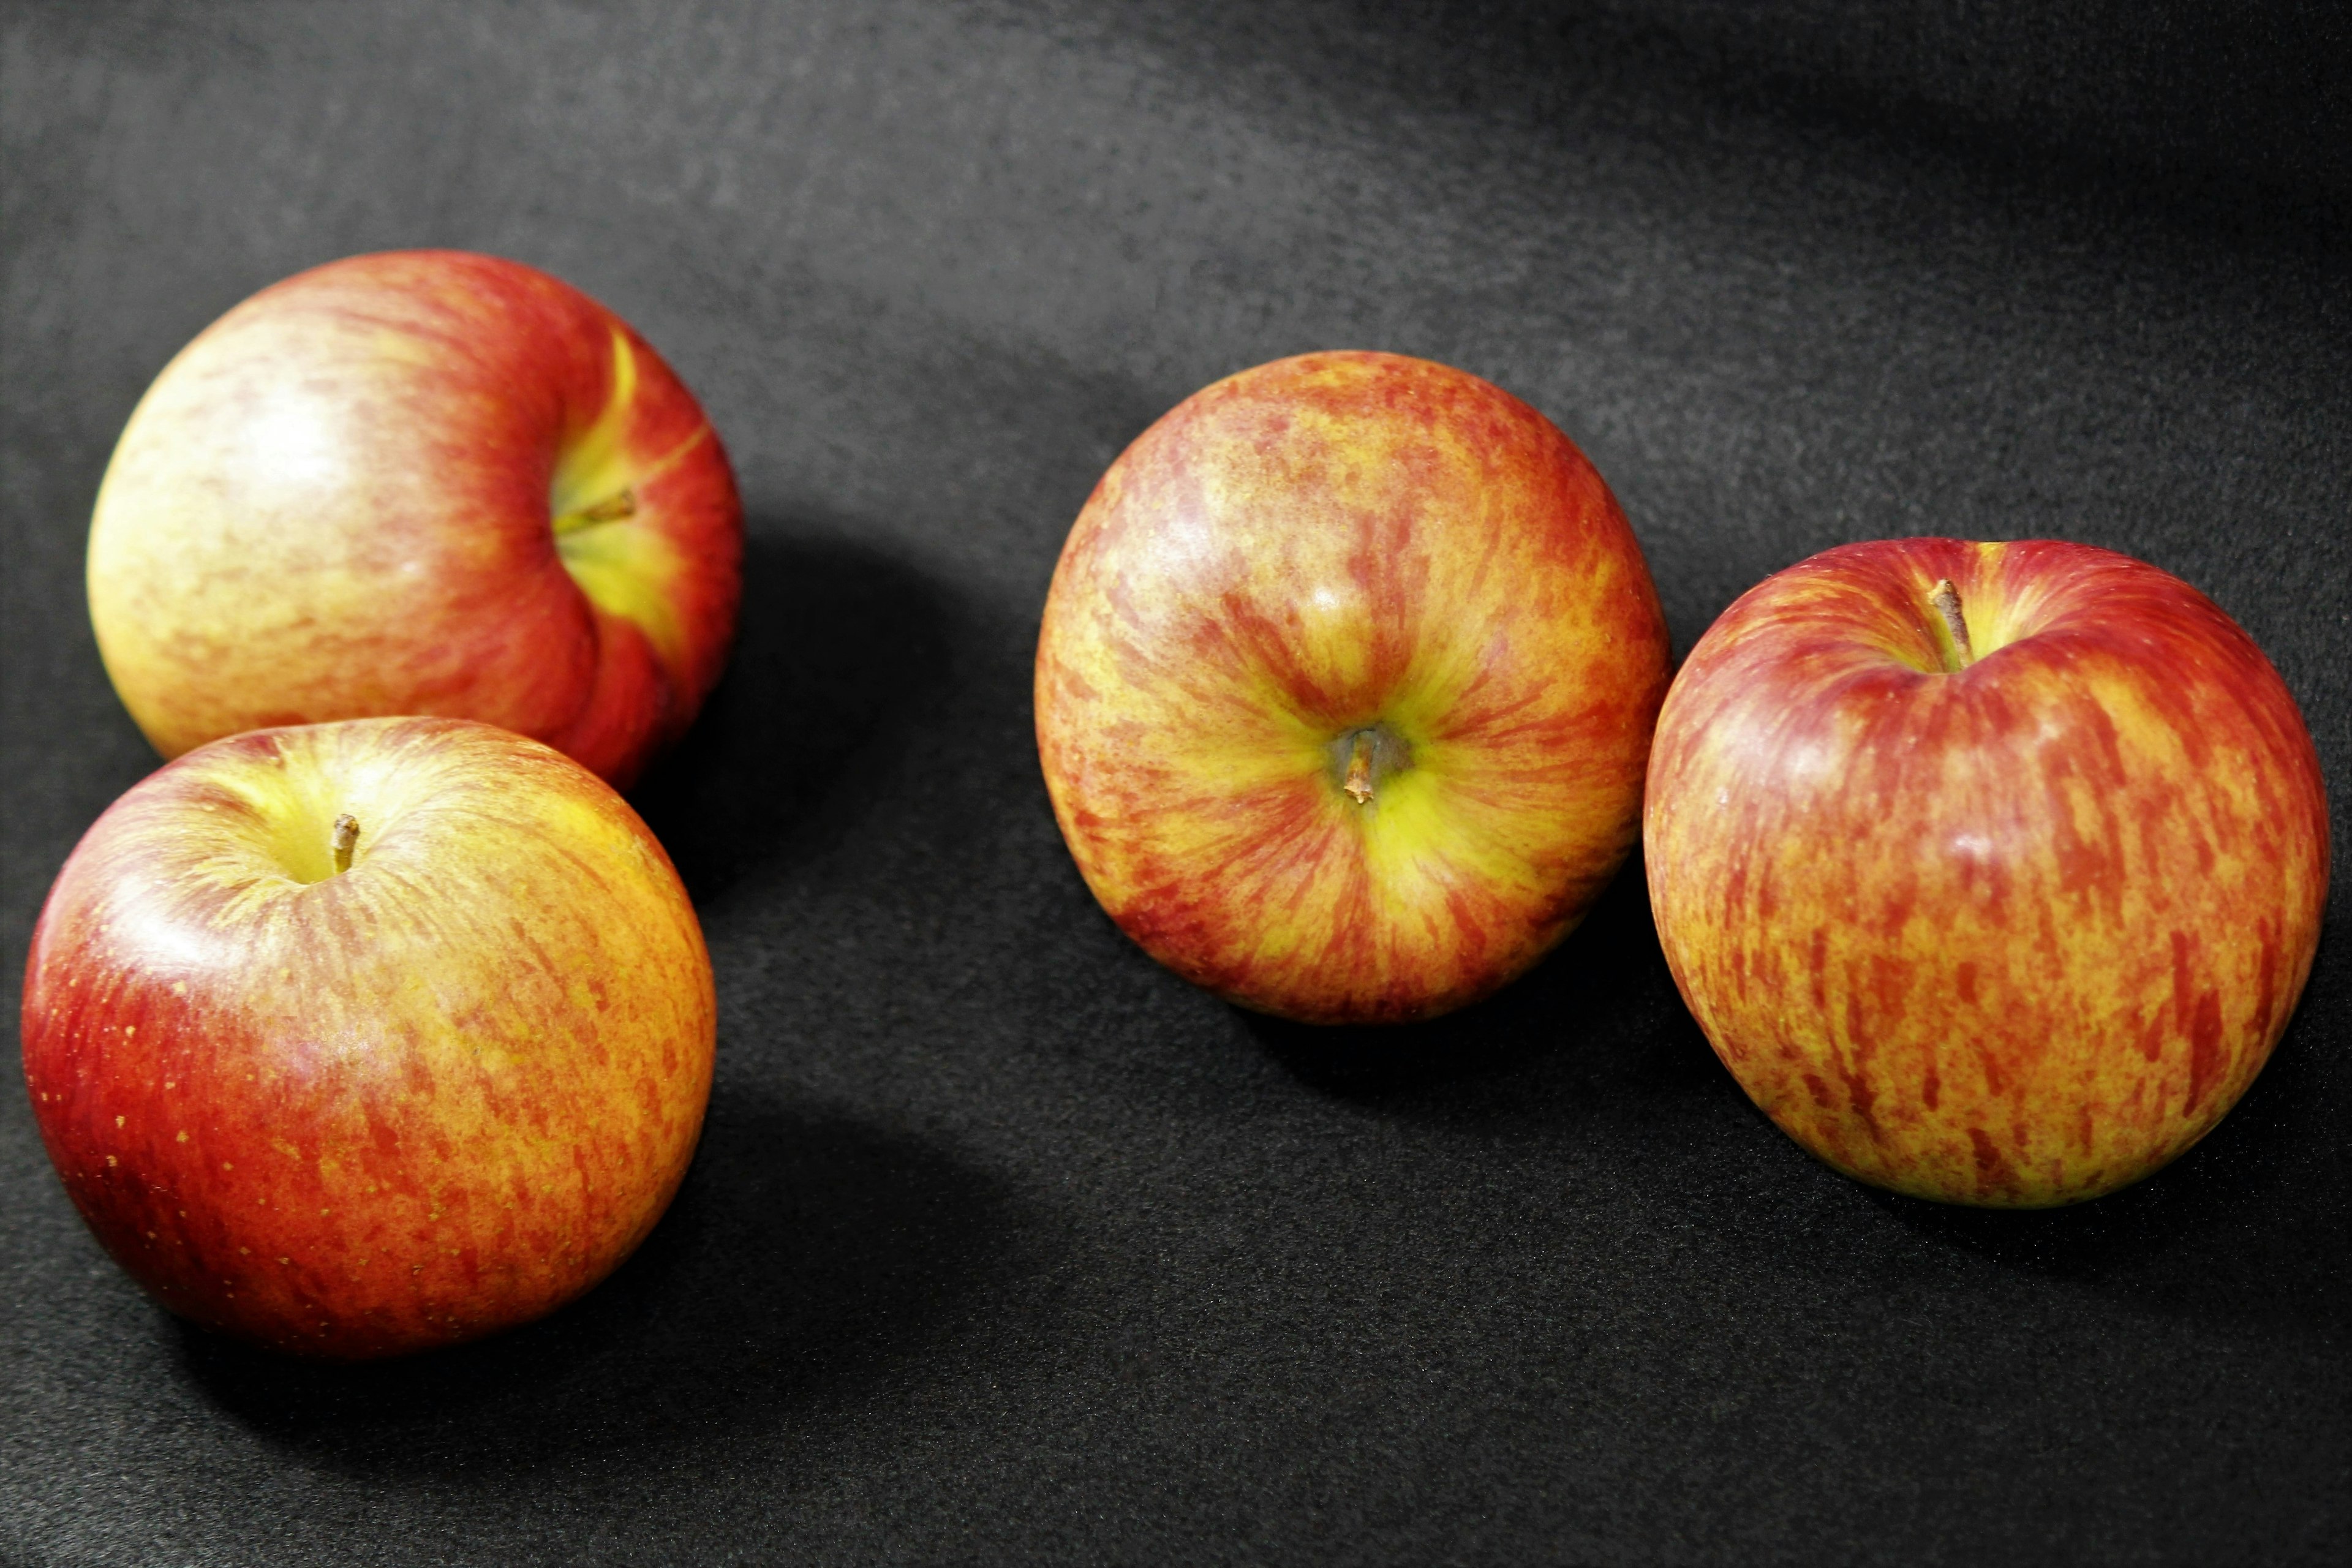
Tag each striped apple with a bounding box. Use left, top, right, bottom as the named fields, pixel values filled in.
left=1645, top=538, right=2329, bottom=1206
left=1035, top=352, right=1671, bottom=1024
left=88, top=250, right=741, bottom=788
left=20, top=717, right=716, bottom=1357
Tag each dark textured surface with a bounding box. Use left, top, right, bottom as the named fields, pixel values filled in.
left=2, top=2, right=2346, bottom=1562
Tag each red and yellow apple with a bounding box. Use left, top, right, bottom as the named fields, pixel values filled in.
left=87, top=249, right=742, bottom=789
left=1035, top=351, right=1672, bottom=1023
left=19, top=717, right=717, bottom=1358
left=1645, top=538, right=2329, bottom=1206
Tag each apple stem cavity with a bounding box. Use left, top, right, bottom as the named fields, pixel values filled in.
left=331, top=813, right=360, bottom=875
left=1929, top=579, right=1975, bottom=671
left=1343, top=730, right=1378, bottom=805
left=552, top=488, right=637, bottom=537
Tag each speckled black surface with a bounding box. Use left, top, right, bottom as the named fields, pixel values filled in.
left=3, top=4, right=2346, bottom=1563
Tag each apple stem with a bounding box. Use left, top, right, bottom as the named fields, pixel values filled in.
left=552, top=488, right=636, bottom=536
left=1344, top=730, right=1376, bottom=805
left=1929, top=579, right=1975, bottom=670
left=331, top=814, right=360, bottom=875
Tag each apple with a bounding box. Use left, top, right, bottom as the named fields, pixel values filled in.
left=86, top=249, right=742, bottom=790
left=19, top=716, right=717, bottom=1357
left=1035, top=351, right=1672, bottom=1024
left=1645, top=538, right=2329, bottom=1206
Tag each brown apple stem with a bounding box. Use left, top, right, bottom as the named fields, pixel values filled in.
left=331, top=814, right=360, bottom=875
left=1343, top=730, right=1376, bottom=805
left=552, top=488, right=636, bottom=535
left=1929, top=578, right=1975, bottom=670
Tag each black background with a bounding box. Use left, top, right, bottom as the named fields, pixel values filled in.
left=4, top=3, right=2348, bottom=1562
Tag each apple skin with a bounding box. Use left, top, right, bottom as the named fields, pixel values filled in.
left=1645, top=538, right=2329, bottom=1207
left=1035, top=351, right=1672, bottom=1024
left=19, top=717, right=717, bottom=1358
left=88, top=250, right=742, bottom=790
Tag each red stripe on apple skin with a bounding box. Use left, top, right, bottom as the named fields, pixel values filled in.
left=19, top=718, right=715, bottom=1357
left=1037, top=352, right=1670, bottom=1023
left=1646, top=537, right=2329, bottom=1206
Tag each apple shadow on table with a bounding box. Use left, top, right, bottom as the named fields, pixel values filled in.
left=1856, top=976, right=2350, bottom=1332
left=1237, top=850, right=1717, bottom=1114
left=173, top=1084, right=1017, bottom=1478
left=1246, top=851, right=2347, bottom=1334
left=629, top=522, right=955, bottom=902
left=1714, top=925, right=2346, bottom=1333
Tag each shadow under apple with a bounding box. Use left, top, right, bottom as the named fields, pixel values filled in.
left=1858, top=962, right=2350, bottom=1333
left=172, top=1082, right=1019, bottom=1477
left=1235, top=849, right=1713, bottom=1114
left=1240, top=846, right=2346, bottom=1335
left=1680, top=931, right=2352, bottom=1335
left=628, top=522, right=955, bottom=903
